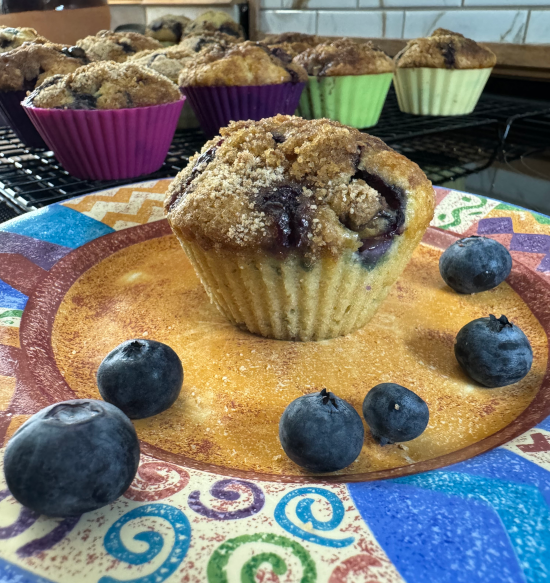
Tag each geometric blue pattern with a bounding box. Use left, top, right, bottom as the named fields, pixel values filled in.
left=0, top=279, right=27, bottom=310
left=0, top=557, right=56, bottom=582
left=0, top=205, right=114, bottom=249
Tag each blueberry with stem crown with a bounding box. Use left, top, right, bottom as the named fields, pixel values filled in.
left=455, top=314, right=533, bottom=388
left=439, top=236, right=512, bottom=294
left=3, top=399, right=140, bottom=517
left=97, top=339, right=183, bottom=419
left=362, top=383, right=429, bottom=446
left=279, top=388, right=364, bottom=473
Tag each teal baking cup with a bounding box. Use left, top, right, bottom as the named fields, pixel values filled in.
left=298, top=73, right=393, bottom=128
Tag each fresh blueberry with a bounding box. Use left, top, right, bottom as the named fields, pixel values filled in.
left=279, top=388, right=364, bottom=473
left=4, top=400, right=140, bottom=517
left=439, top=236, right=512, bottom=294
left=455, top=314, right=533, bottom=388
left=97, top=339, right=183, bottom=419
left=362, top=383, right=429, bottom=445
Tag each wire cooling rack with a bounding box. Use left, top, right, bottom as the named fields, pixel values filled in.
left=0, top=90, right=548, bottom=218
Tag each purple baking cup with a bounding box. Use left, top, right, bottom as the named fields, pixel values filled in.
left=182, top=82, right=305, bottom=137
left=0, top=91, right=47, bottom=149
left=22, top=98, right=185, bottom=180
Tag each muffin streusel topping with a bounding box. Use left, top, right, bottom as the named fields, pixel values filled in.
left=165, top=116, right=433, bottom=260
left=395, top=28, right=496, bottom=70
left=77, top=30, right=162, bottom=63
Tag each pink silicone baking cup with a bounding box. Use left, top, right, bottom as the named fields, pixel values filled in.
left=0, top=91, right=47, bottom=148
left=22, top=98, right=185, bottom=180
left=182, top=82, right=305, bottom=137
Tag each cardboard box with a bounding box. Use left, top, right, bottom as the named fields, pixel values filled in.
left=0, top=6, right=111, bottom=45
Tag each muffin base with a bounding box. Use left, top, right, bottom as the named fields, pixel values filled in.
left=177, top=237, right=421, bottom=342
left=394, top=67, right=492, bottom=116
left=0, top=91, right=46, bottom=149
left=298, top=74, right=393, bottom=128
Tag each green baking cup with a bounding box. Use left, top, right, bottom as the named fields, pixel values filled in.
left=298, top=73, right=393, bottom=128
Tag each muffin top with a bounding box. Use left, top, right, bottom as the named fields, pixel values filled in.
left=184, top=10, right=244, bottom=39
left=24, top=61, right=181, bottom=110
left=295, top=38, right=394, bottom=76
left=0, top=43, right=88, bottom=92
left=0, top=26, right=48, bottom=53
left=165, top=116, right=433, bottom=260
left=395, top=28, right=497, bottom=69
left=130, top=45, right=194, bottom=83
left=179, top=31, right=238, bottom=54
left=263, top=32, right=319, bottom=46
left=76, top=30, right=162, bottom=63
left=178, top=41, right=308, bottom=88
left=146, top=14, right=191, bottom=44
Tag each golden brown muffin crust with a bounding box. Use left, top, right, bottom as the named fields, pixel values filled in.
left=395, top=28, right=497, bottom=69
left=165, top=116, right=434, bottom=260
left=0, top=43, right=88, bottom=92
left=184, top=10, right=244, bottom=39
left=295, top=38, right=394, bottom=76
left=263, top=32, right=319, bottom=45
left=178, top=31, right=238, bottom=54
left=146, top=14, right=191, bottom=44
left=77, top=30, right=162, bottom=63
left=25, top=61, right=181, bottom=110
left=129, top=45, right=194, bottom=83
left=0, top=26, right=49, bottom=53
left=178, top=41, right=308, bottom=87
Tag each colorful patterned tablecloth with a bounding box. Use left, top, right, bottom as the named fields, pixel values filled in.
left=0, top=182, right=549, bottom=583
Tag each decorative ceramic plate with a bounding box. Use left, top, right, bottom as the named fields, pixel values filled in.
left=1, top=181, right=549, bottom=583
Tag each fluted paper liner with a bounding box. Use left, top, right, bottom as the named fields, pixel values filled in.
left=394, top=67, right=492, bottom=116
left=298, top=74, right=393, bottom=128
left=23, top=98, right=185, bottom=180
left=182, top=83, right=305, bottom=137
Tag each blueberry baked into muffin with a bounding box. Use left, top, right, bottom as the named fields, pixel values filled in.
left=394, top=28, right=496, bottom=115
left=76, top=30, right=162, bottom=63
left=178, top=32, right=238, bottom=54
left=178, top=42, right=307, bottom=136
left=0, top=42, right=88, bottom=147
left=295, top=38, right=394, bottom=128
left=146, top=14, right=191, bottom=44
left=130, top=45, right=194, bottom=83
left=183, top=10, right=244, bottom=39
left=264, top=32, right=321, bottom=58
left=165, top=116, right=434, bottom=341
left=25, top=61, right=181, bottom=110
left=0, top=26, right=48, bottom=53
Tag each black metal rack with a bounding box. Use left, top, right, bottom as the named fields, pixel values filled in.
left=0, top=90, right=549, bottom=220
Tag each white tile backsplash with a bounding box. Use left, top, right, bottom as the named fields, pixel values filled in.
left=317, top=10, right=404, bottom=38
left=464, top=0, right=550, bottom=5
left=261, top=0, right=283, bottom=8
left=371, top=0, right=461, bottom=6
left=260, top=10, right=317, bottom=35
left=282, top=0, right=356, bottom=7
left=525, top=10, right=550, bottom=43
left=403, top=9, right=528, bottom=42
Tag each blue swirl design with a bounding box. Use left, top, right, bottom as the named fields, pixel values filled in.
left=100, top=504, right=191, bottom=583
left=274, top=487, right=354, bottom=548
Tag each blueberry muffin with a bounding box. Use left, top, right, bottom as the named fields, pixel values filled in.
left=184, top=10, right=244, bottom=39
left=179, top=31, right=238, bottom=54
left=294, top=38, right=394, bottom=128
left=264, top=32, right=321, bottom=58
left=76, top=30, right=162, bottom=63
left=394, top=29, right=496, bottom=115
left=0, top=43, right=88, bottom=93
left=25, top=61, right=181, bottom=110
left=130, top=45, right=194, bottom=83
left=146, top=14, right=191, bottom=44
left=165, top=116, right=434, bottom=341
left=179, top=41, right=307, bottom=87
left=0, top=26, right=48, bottom=53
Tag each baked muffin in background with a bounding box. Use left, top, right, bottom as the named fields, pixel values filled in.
left=184, top=10, right=244, bottom=39
left=0, top=43, right=88, bottom=147
left=146, top=14, right=191, bottom=44
left=179, top=31, right=238, bottom=54
left=264, top=32, right=321, bottom=58
left=295, top=37, right=394, bottom=128
left=178, top=42, right=307, bottom=136
left=23, top=61, right=184, bottom=180
left=0, top=26, right=49, bottom=53
left=394, top=28, right=496, bottom=115
left=76, top=30, right=162, bottom=63
left=165, top=115, right=434, bottom=341
left=130, top=45, right=194, bottom=83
